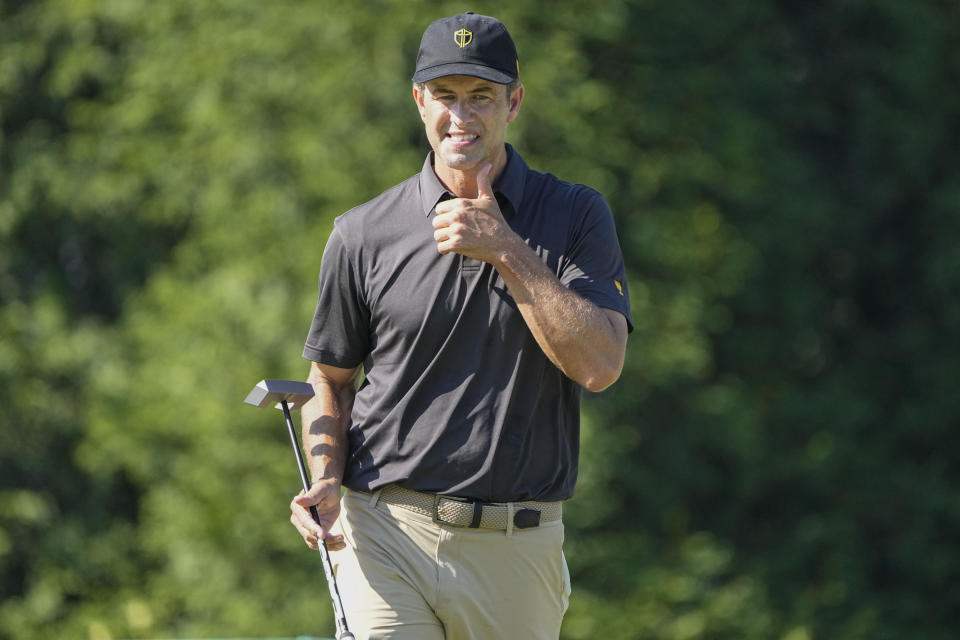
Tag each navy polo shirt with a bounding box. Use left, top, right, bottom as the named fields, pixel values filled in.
left=303, top=144, right=632, bottom=502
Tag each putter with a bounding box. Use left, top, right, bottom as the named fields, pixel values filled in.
left=244, top=379, right=355, bottom=640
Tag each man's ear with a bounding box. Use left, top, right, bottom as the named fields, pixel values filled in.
left=506, top=83, right=524, bottom=123
left=413, top=84, right=427, bottom=121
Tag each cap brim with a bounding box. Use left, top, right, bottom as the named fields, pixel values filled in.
left=412, top=62, right=516, bottom=84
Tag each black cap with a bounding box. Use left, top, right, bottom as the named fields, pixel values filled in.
left=412, top=12, right=519, bottom=84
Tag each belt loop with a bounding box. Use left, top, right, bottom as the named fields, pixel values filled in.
left=369, top=488, right=382, bottom=508
left=506, top=502, right=515, bottom=538
left=470, top=501, right=483, bottom=528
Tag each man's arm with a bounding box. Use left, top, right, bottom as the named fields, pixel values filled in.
left=494, top=249, right=628, bottom=392
left=289, top=360, right=359, bottom=550
left=433, top=164, right=628, bottom=391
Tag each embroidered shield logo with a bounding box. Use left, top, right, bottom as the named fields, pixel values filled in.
left=454, top=28, right=473, bottom=48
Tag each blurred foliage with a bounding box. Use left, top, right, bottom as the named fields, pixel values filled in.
left=2, top=0, right=959, bottom=639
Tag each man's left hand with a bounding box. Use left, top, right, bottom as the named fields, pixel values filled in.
left=432, top=164, right=519, bottom=263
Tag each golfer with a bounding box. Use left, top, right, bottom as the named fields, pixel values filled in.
left=290, top=12, right=632, bottom=639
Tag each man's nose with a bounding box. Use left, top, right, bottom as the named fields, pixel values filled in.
left=448, top=100, right=475, bottom=125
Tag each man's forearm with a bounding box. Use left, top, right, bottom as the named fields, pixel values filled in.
left=430, top=172, right=628, bottom=391
left=494, top=236, right=628, bottom=392
left=302, top=364, right=357, bottom=485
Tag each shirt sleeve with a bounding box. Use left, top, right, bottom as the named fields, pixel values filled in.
left=302, top=222, right=370, bottom=367
left=558, top=190, right=634, bottom=332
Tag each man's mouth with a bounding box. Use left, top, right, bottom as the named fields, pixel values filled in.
left=445, top=132, right=479, bottom=146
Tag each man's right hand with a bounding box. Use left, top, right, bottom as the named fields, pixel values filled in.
left=289, top=477, right=346, bottom=551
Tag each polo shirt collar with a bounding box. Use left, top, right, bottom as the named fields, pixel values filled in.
left=419, top=143, right=527, bottom=217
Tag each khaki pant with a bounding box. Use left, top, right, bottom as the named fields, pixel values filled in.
left=330, top=487, right=571, bottom=640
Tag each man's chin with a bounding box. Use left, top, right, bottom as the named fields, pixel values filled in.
left=439, top=152, right=484, bottom=170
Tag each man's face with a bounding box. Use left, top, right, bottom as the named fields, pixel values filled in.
left=414, top=75, right=523, bottom=174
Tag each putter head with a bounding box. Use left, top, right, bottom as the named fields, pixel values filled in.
left=244, top=379, right=315, bottom=411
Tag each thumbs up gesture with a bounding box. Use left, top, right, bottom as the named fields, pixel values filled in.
left=432, top=164, right=515, bottom=263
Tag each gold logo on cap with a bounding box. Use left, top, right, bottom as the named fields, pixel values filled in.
left=454, top=28, right=473, bottom=48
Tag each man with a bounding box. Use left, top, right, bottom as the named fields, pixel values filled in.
left=289, top=12, right=632, bottom=639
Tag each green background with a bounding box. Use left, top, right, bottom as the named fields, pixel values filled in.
left=2, top=1, right=958, bottom=638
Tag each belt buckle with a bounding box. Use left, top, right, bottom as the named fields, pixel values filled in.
left=431, top=494, right=469, bottom=527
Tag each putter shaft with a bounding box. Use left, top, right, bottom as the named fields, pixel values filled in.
left=281, top=400, right=353, bottom=639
